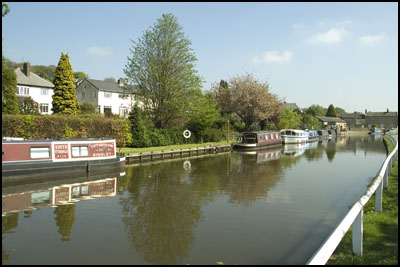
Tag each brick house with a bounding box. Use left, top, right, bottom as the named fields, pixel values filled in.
left=365, top=109, right=398, bottom=129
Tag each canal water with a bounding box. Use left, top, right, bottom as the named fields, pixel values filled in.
left=2, top=135, right=387, bottom=265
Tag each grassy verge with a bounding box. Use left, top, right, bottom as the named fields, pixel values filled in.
left=119, top=141, right=230, bottom=154
left=327, top=135, right=398, bottom=265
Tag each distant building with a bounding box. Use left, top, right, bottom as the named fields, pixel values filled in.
left=15, top=62, right=55, bottom=114
left=340, top=112, right=366, bottom=129
left=75, top=78, right=137, bottom=118
left=365, top=109, right=398, bottom=129
left=316, top=116, right=348, bottom=131
left=283, top=102, right=302, bottom=113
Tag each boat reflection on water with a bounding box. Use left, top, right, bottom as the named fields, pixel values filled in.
left=236, top=147, right=281, bottom=164
left=2, top=173, right=124, bottom=216
left=282, top=142, right=309, bottom=157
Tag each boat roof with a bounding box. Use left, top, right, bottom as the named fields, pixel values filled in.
left=242, top=130, right=280, bottom=134
left=2, top=138, right=115, bottom=143
left=280, top=129, right=305, bottom=132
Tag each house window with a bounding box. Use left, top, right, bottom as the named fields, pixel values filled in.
left=40, top=103, right=49, bottom=113
left=81, top=92, right=86, bottom=99
left=30, top=146, right=50, bottom=159
left=41, top=88, right=49, bottom=95
left=18, top=86, right=29, bottom=95
left=104, top=92, right=112, bottom=98
left=71, top=146, right=89, bottom=157
left=119, top=106, right=128, bottom=117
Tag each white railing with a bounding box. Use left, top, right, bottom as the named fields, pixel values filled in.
left=307, top=134, right=398, bottom=265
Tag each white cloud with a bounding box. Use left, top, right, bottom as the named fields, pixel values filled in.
left=360, top=33, right=386, bottom=46
left=307, top=28, right=347, bottom=44
left=86, top=46, right=113, bottom=57
left=251, top=50, right=293, bottom=64
left=263, top=50, right=293, bottom=63
left=292, top=23, right=303, bottom=30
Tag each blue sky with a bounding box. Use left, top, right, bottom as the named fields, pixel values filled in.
left=2, top=2, right=398, bottom=113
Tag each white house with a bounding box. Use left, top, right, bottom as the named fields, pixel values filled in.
left=75, top=78, right=136, bottom=117
left=15, top=62, right=55, bottom=114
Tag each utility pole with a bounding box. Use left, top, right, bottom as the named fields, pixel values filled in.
left=227, top=120, right=230, bottom=144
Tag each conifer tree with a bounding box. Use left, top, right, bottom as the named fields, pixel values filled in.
left=128, top=103, right=149, bottom=147
left=326, top=104, right=337, bottom=117
left=52, top=53, right=80, bottom=115
left=2, top=59, right=19, bottom=114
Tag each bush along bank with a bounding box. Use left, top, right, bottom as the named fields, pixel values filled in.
left=2, top=114, right=228, bottom=149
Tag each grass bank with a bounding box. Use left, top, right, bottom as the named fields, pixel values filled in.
left=327, top=135, right=398, bottom=265
left=119, top=141, right=230, bottom=154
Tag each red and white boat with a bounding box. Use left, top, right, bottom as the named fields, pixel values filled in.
left=2, top=138, right=125, bottom=185
left=233, top=131, right=282, bottom=150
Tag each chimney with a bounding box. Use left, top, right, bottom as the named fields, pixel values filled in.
left=365, top=109, right=367, bottom=114
left=118, top=78, right=124, bottom=87
left=23, top=62, right=30, bottom=77
left=386, top=108, right=389, bottom=113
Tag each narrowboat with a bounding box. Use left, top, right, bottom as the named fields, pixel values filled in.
left=317, top=130, right=329, bottom=139
left=280, top=129, right=308, bottom=144
left=233, top=131, right=282, bottom=150
left=306, top=130, right=319, bottom=142
left=2, top=138, right=125, bottom=185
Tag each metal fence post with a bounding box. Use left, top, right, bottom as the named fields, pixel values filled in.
left=352, top=209, right=363, bottom=256
left=383, top=168, right=388, bottom=189
left=375, top=180, right=383, bottom=212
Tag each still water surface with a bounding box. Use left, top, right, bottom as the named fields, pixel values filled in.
left=2, top=135, right=387, bottom=264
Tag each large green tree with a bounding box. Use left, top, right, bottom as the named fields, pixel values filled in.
left=52, top=53, right=80, bottom=115
left=124, top=13, right=203, bottom=129
left=278, top=109, right=302, bottom=129
left=2, top=2, right=18, bottom=114
left=186, top=90, right=222, bottom=142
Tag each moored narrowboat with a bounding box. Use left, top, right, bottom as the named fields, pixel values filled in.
left=306, top=130, right=319, bottom=142
left=2, top=138, right=125, bottom=185
left=317, top=130, right=329, bottom=139
left=233, top=131, right=282, bottom=150
left=280, top=129, right=308, bottom=144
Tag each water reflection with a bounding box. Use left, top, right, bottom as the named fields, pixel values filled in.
left=2, top=135, right=388, bottom=265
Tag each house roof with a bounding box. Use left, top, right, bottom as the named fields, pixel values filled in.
left=283, top=102, right=301, bottom=111
left=316, top=116, right=347, bottom=123
left=84, top=78, right=136, bottom=94
left=15, top=68, right=54, bottom=88
left=365, top=112, right=398, bottom=117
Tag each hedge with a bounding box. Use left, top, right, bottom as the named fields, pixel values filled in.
left=2, top=114, right=132, bottom=149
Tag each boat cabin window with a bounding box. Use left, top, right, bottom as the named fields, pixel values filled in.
left=72, top=146, right=89, bottom=157
left=30, top=146, right=50, bottom=159
left=243, top=133, right=257, bottom=144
